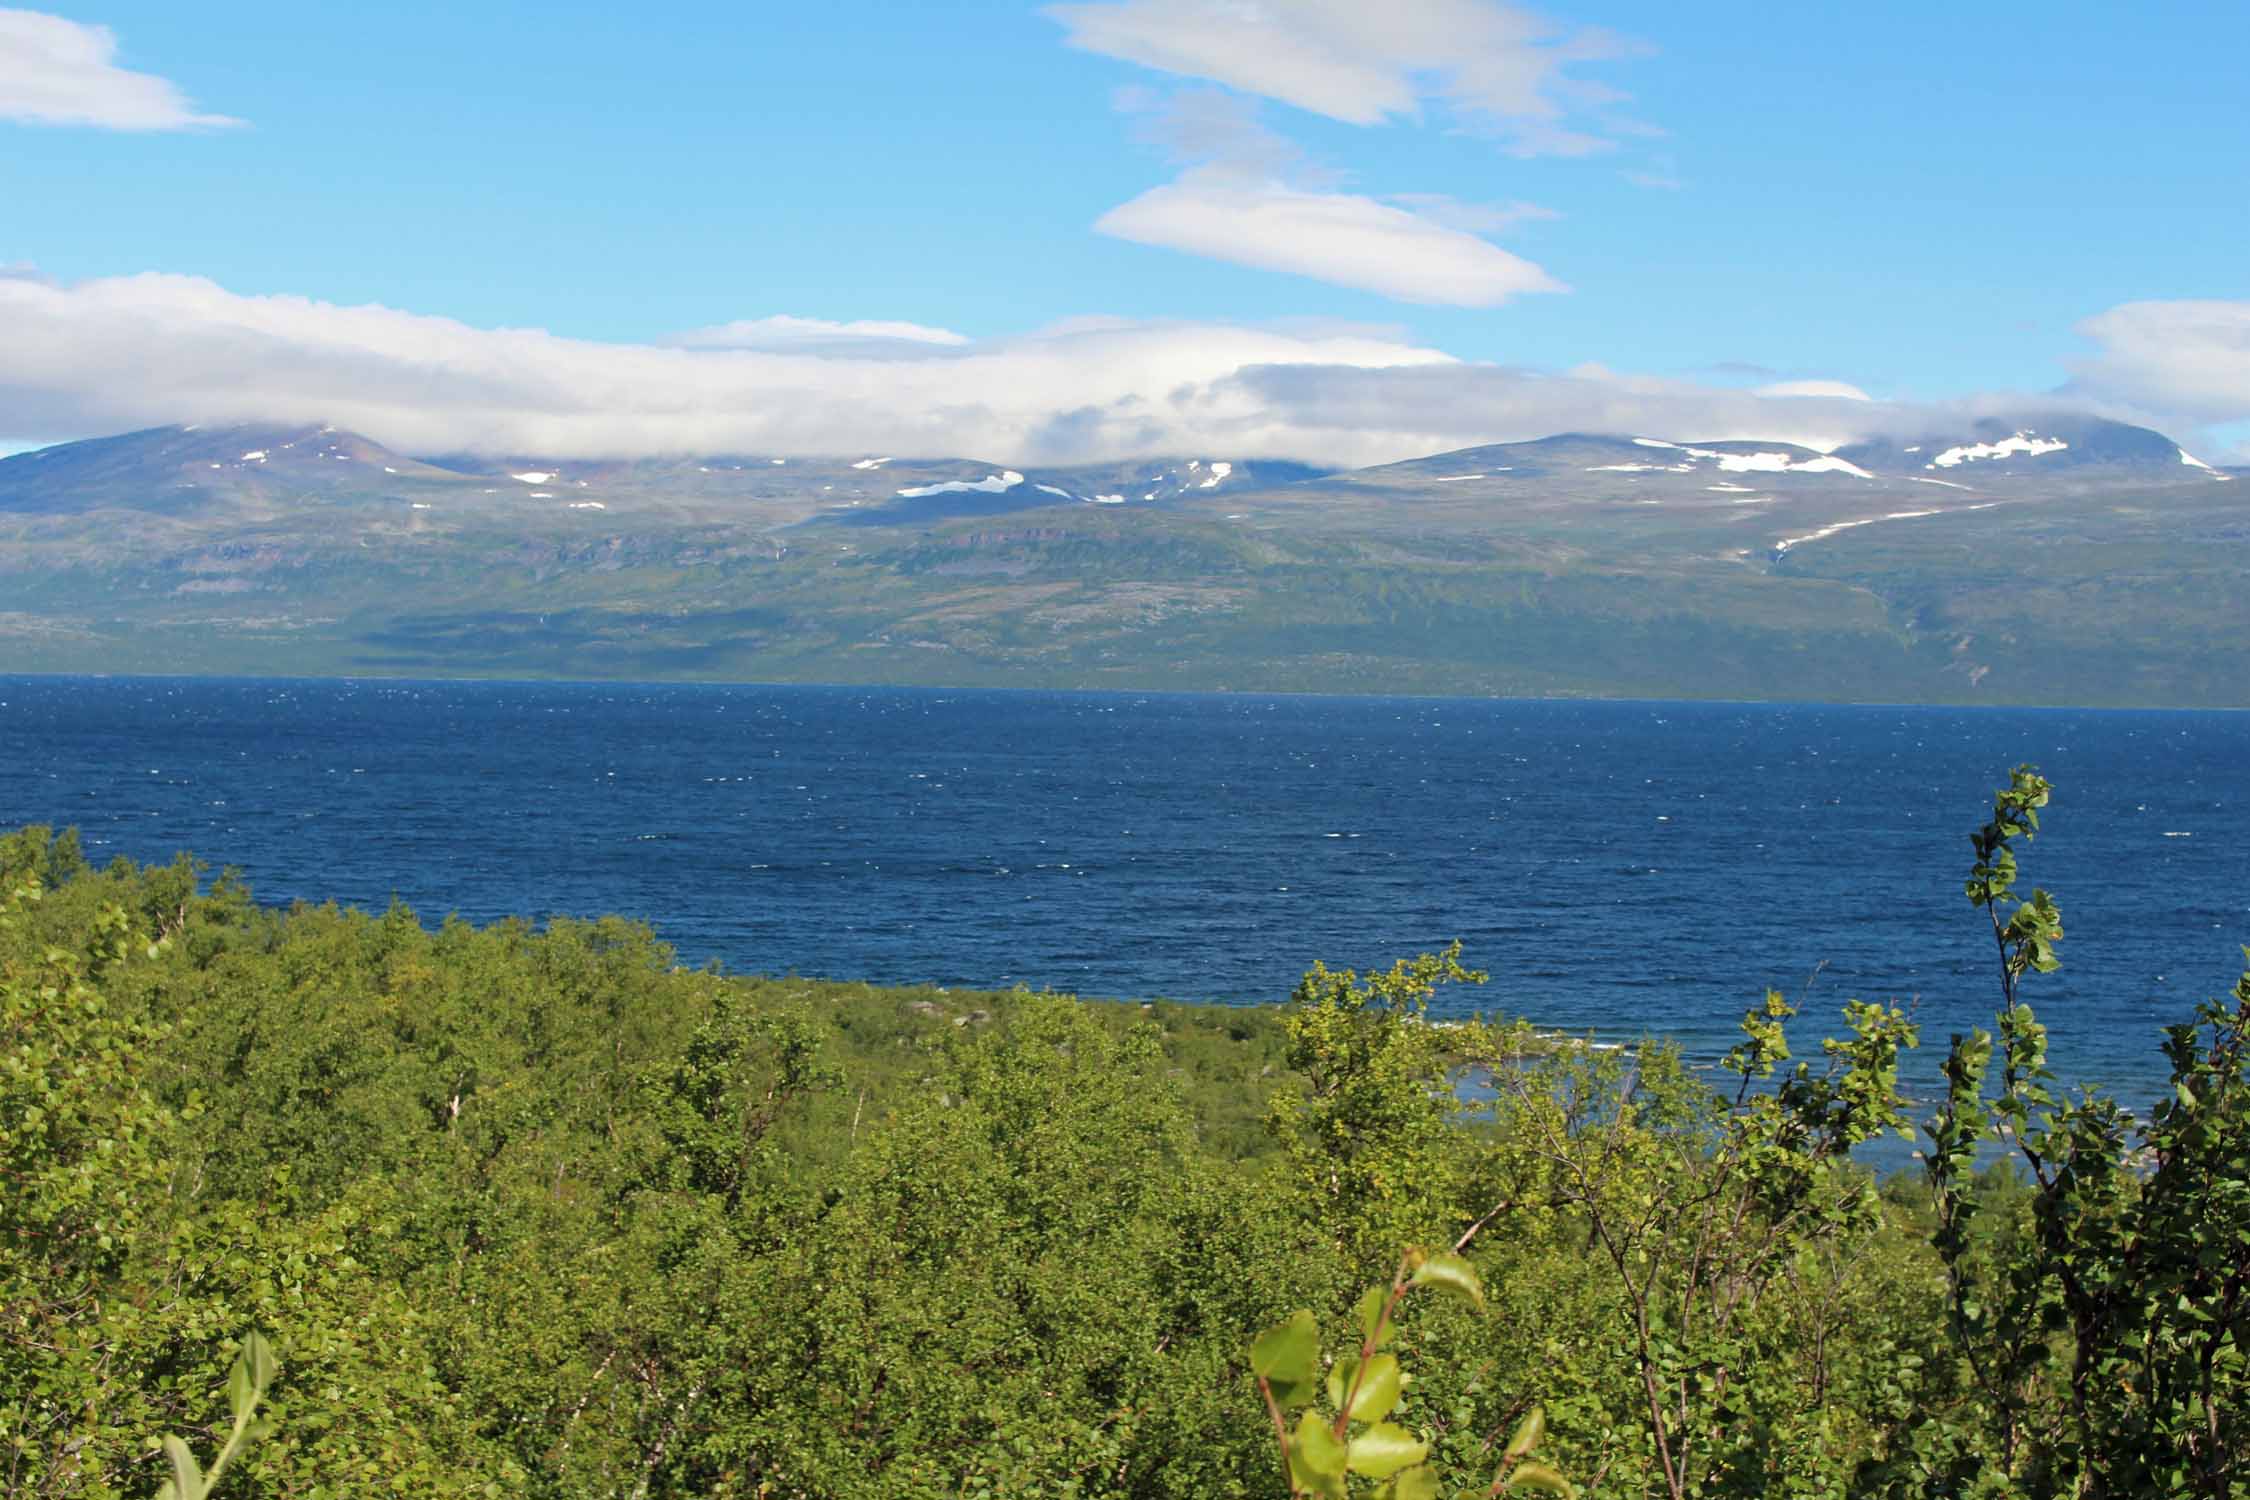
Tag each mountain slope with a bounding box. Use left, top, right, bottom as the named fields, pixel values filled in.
left=0, top=423, right=463, bottom=516
left=0, top=416, right=2243, bottom=707
left=1834, top=413, right=2235, bottom=491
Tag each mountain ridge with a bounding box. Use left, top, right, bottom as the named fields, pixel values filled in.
left=3, top=411, right=2231, bottom=526
left=1, top=411, right=2242, bottom=708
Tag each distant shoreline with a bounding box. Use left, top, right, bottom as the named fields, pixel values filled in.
left=7, top=667, right=2246, bottom=714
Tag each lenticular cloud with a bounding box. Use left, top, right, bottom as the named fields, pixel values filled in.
left=1095, top=169, right=1566, bottom=307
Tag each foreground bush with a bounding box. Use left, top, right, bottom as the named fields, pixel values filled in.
left=0, top=770, right=2241, bottom=1497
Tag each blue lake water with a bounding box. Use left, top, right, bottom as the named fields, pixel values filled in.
left=4, top=675, right=2245, bottom=1115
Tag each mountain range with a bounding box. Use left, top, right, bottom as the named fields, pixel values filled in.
left=1, top=413, right=2243, bottom=706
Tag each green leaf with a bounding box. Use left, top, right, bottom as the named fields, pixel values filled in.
left=227, top=1357, right=254, bottom=1426
left=162, top=1436, right=205, bottom=1500
left=1345, top=1353, right=1401, bottom=1424
left=1326, top=1353, right=1402, bottom=1424
left=1407, top=1251, right=1485, bottom=1311
left=1506, top=1460, right=1577, bottom=1496
left=1345, top=1421, right=1428, bottom=1478
left=1287, top=1451, right=1349, bottom=1500
left=1251, top=1309, right=1321, bottom=1403
left=1294, top=1410, right=1351, bottom=1478
left=1503, top=1405, right=1546, bottom=1461
left=1356, top=1285, right=1392, bottom=1350
left=241, top=1331, right=277, bottom=1394
left=1387, top=1466, right=1441, bottom=1500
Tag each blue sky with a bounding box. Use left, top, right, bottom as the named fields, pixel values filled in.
left=2, top=1, right=2246, bottom=463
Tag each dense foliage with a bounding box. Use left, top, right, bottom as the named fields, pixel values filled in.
left=2, top=770, right=2244, bottom=1496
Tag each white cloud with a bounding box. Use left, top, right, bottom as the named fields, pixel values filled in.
left=1221, top=362, right=1896, bottom=458
left=1091, top=39, right=1576, bottom=304
left=1095, top=168, right=1564, bottom=306
left=0, top=271, right=1464, bottom=464
left=1047, top=0, right=1633, bottom=154
left=1121, top=85, right=1318, bottom=179
left=2070, top=300, right=2250, bottom=426
left=1756, top=379, right=1873, bottom=402
left=667, top=315, right=972, bottom=354
left=10, top=270, right=2212, bottom=469
left=0, top=9, right=239, bottom=129
left=1382, top=193, right=1558, bottom=235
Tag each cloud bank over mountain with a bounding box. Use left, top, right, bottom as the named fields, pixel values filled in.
left=665, top=316, right=973, bottom=353
left=2069, top=301, right=2250, bottom=428
left=0, top=270, right=2238, bottom=466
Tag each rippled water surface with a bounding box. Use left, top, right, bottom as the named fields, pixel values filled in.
left=5, top=675, right=2245, bottom=1110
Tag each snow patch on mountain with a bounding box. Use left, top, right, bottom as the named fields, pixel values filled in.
left=1198, top=461, right=1233, bottom=488
left=511, top=471, right=556, bottom=484
left=1785, top=455, right=1875, bottom=477
left=894, top=470, right=1023, bottom=498
left=2179, top=448, right=2234, bottom=480
left=1774, top=508, right=1942, bottom=555
left=1688, top=448, right=1874, bottom=478
left=1928, top=433, right=2066, bottom=468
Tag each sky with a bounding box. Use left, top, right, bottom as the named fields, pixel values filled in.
left=1, top=0, right=2246, bottom=465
